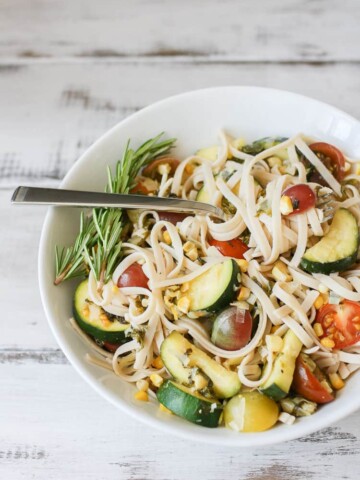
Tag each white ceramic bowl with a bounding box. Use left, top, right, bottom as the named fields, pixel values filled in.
left=39, top=86, right=360, bottom=446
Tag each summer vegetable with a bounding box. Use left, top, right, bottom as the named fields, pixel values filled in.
left=73, top=280, right=130, bottom=344
left=315, top=301, right=360, bottom=349
left=301, top=208, right=359, bottom=274
left=160, top=332, right=241, bottom=399
left=54, top=133, right=176, bottom=286
left=185, top=259, right=241, bottom=313
left=157, top=380, right=222, bottom=428
left=57, top=131, right=360, bottom=434
left=260, top=330, right=303, bottom=401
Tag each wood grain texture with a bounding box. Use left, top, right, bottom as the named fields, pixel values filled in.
left=2, top=0, right=360, bottom=477
left=1, top=62, right=360, bottom=186
left=1, top=362, right=360, bottom=480
left=0, top=0, right=359, bottom=61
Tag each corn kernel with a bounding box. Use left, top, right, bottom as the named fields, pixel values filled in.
left=236, top=259, right=248, bottom=273
left=237, top=286, right=251, bottom=301
left=318, top=283, right=329, bottom=294
left=180, top=282, right=190, bottom=293
left=136, top=379, right=149, bottom=392
left=280, top=195, right=294, bottom=216
left=344, top=161, right=351, bottom=173
left=186, top=247, right=199, bottom=261
left=163, top=231, right=172, bottom=245
left=194, top=374, right=208, bottom=390
left=266, top=334, right=283, bottom=353
left=356, top=163, right=360, bottom=176
left=100, top=312, right=110, bottom=326
left=313, top=322, right=324, bottom=337
left=158, top=163, right=171, bottom=175
left=329, top=373, right=345, bottom=390
left=150, top=373, right=164, bottom=388
left=271, top=325, right=280, bottom=334
left=159, top=403, right=172, bottom=414
left=183, top=241, right=196, bottom=253
left=231, top=137, right=246, bottom=150
left=185, top=163, right=195, bottom=174
left=134, top=390, right=148, bottom=401
left=267, top=156, right=282, bottom=168
left=177, top=296, right=190, bottom=314
left=152, top=356, right=164, bottom=369
left=111, top=285, right=119, bottom=294
left=320, top=337, right=335, bottom=349
left=272, top=260, right=292, bottom=282
left=320, top=379, right=333, bottom=393
left=314, top=295, right=324, bottom=310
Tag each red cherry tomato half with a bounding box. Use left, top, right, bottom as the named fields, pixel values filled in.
left=316, top=300, right=360, bottom=349
left=102, top=341, right=122, bottom=353
left=142, top=156, right=180, bottom=179
left=292, top=354, right=334, bottom=404
left=117, top=263, right=149, bottom=289
left=282, top=184, right=316, bottom=216
left=208, top=238, right=249, bottom=259
left=211, top=307, right=253, bottom=351
left=309, top=142, right=346, bottom=183
left=158, top=211, right=189, bottom=225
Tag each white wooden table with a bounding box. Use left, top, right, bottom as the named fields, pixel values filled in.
left=2, top=1, right=360, bottom=478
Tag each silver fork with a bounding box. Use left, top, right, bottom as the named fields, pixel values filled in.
left=11, top=186, right=226, bottom=220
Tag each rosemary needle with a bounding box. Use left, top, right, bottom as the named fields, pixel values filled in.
left=54, top=133, right=176, bottom=286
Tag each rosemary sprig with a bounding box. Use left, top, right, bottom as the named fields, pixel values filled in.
left=54, top=133, right=176, bottom=286
left=84, top=208, right=123, bottom=288
left=54, top=212, right=96, bottom=285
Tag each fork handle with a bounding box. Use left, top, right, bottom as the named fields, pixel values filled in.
left=11, top=186, right=224, bottom=219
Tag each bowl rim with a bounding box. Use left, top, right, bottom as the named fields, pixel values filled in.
left=38, top=85, right=360, bottom=446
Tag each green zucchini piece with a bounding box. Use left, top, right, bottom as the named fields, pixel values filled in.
left=196, top=185, right=211, bottom=203
left=259, top=330, right=302, bottom=401
left=160, top=331, right=241, bottom=399
left=157, top=380, right=222, bottom=428
left=73, top=280, right=130, bottom=344
left=242, top=137, right=288, bottom=157
left=186, top=259, right=240, bottom=313
left=301, top=208, right=359, bottom=274
left=196, top=146, right=219, bottom=161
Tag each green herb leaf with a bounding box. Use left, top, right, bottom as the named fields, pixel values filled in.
left=54, top=133, right=176, bottom=286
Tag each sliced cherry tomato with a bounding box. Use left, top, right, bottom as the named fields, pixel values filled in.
left=130, top=176, right=157, bottom=195
left=102, top=341, right=122, bottom=353
left=316, top=300, right=360, bottom=349
left=208, top=238, right=249, bottom=259
left=142, top=156, right=180, bottom=179
left=158, top=211, right=190, bottom=224
left=292, top=353, right=334, bottom=404
left=282, top=184, right=316, bottom=215
left=117, top=263, right=149, bottom=289
left=308, top=142, right=346, bottom=184
left=211, top=307, right=253, bottom=351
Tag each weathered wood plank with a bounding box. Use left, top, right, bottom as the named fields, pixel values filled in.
left=0, top=362, right=359, bottom=480
left=0, top=190, right=57, bottom=348
left=0, top=0, right=359, bottom=61
left=1, top=62, right=360, bottom=186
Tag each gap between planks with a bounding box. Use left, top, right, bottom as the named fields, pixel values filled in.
left=0, top=56, right=360, bottom=67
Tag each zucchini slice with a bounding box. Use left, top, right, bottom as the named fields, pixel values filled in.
left=186, top=259, right=240, bottom=313
left=259, top=330, right=302, bottom=401
left=301, top=208, right=359, bottom=274
left=196, top=186, right=211, bottom=203
left=196, top=146, right=219, bottom=162
left=73, top=280, right=130, bottom=344
left=157, top=380, right=222, bottom=428
left=160, top=331, right=241, bottom=399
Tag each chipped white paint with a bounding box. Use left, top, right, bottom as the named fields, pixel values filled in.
left=2, top=0, right=360, bottom=478
left=0, top=0, right=359, bottom=61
